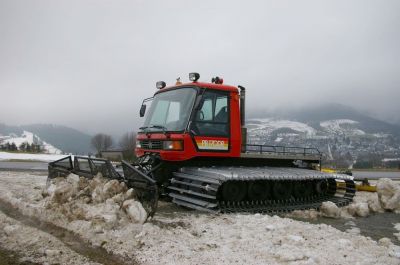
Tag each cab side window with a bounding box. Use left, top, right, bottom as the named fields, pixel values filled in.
left=192, top=91, right=229, bottom=136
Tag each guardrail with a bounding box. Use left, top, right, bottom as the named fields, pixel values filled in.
left=244, top=144, right=321, bottom=157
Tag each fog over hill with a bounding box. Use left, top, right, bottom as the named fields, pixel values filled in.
left=249, top=103, right=400, bottom=136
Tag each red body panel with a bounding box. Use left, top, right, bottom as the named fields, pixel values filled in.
left=136, top=82, right=242, bottom=161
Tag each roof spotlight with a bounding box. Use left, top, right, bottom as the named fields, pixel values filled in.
left=189, top=72, right=200, bottom=82
left=211, top=76, right=223, bottom=84
left=156, top=81, right=166, bottom=89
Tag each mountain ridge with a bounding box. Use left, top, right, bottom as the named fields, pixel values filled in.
left=0, top=123, right=92, bottom=154
left=249, top=103, right=400, bottom=136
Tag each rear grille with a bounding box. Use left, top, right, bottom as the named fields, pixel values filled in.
left=140, top=140, right=163, bottom=150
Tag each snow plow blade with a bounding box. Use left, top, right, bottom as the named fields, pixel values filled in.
left=121, top=161, right=158, bottom=217
left=48, top=156, right=158, bottom=218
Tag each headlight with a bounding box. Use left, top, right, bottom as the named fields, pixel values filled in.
left=163, top=140, right=183, bottom=151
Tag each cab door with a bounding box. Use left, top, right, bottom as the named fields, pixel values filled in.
left=190, top=90, right=230, bottom=152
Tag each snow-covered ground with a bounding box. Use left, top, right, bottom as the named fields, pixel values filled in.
left=0, top=131, right=62, bottom=154
left=0, top=171, right=399, bottom=264
left=0, top=210, right=100, bottom=264
left=0, top=151, right=68, bottom=162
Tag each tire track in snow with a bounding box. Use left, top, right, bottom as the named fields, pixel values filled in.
left=0, top=198, right=139, bottom=265
left=0, top=246, right=40, bottom=265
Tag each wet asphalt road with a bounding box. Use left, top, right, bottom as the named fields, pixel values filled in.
left=0, top=161, right=48, bottom=172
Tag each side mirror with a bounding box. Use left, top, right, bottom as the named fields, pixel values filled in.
left=139, top=104, right=146, bottom=117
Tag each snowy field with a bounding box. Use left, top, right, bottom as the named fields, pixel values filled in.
left=0, top=171, right=399, bottom=265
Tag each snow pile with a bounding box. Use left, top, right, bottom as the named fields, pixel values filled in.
left=377, top=178, right=400, bottom=213
left=290, top=191, right=387, bottom=220
left=325, top=191, right=386, bottom=218
left=43, top=174, right=147, bottom=225
left=319, top=199, right=372, bottom=219
left=291, top=179, right=400, bottom=220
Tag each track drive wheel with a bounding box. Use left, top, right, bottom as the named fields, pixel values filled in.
left=248, top=180, right=271, bottom=200
left=272, top=181, right=293, bottom=200
left=222, top=181, right=247, bottom=201
left=315, top=180, right=329, bottom=195
left=292, top=181, right=313, bottom=198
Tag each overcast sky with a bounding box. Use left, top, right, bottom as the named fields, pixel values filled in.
left=1, top=0, right=399, bottom=136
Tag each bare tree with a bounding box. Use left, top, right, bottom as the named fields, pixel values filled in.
left=91, top=133, right=113, bottom=155
left=103, top=135, right=113, bottom=150
left=119, top=132, right=136, bottom=150
left=119, top=132, right=137, bottom=161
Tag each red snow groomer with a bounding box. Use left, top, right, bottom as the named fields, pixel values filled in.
left=49, top=73, right=355, bottom=218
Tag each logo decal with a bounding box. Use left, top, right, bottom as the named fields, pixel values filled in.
left=195, top=138, right=229, bottom=151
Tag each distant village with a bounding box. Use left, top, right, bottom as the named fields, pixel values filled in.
left=247, top=119, right=400, bottom=170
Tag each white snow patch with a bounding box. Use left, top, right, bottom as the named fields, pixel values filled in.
left=248, top=118, right=316, bottom=136
left=383, top=158, right=400, bottom=162
left=320, top=119, right=365, bottom=135
left=0, top=131, right=62, bottom=154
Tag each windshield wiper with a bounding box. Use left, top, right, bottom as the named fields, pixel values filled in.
left=150, top=125, right=167, bottom=130
left=139, top=125, right=167, bottom=132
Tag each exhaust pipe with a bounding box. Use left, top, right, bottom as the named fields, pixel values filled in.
left=238, top=86, right=247, bottom=152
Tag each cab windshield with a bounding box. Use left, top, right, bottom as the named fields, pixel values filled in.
left=141, top=88, right=197, bottom=132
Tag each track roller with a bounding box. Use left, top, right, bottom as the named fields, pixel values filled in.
left=272, top=181, right=293, bottom=200
left=222, top=181, right=247, bottom=201
left=247, top=180, right=271, bottom=200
